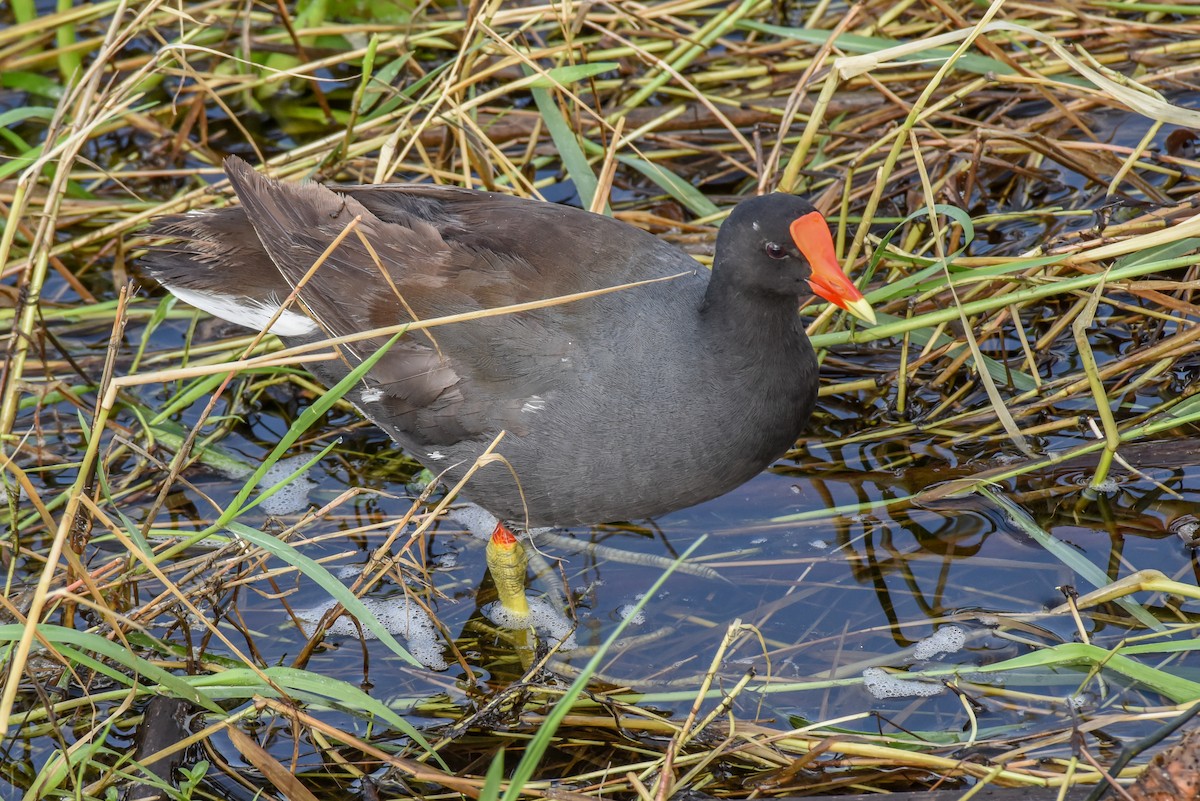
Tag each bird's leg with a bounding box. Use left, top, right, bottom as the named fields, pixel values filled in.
left=485, top=522, right=530, bottom=616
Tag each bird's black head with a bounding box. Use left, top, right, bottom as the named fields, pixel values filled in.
left=713, top=193, right=874, bottom=323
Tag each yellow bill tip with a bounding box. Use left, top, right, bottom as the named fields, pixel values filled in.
left=844, top=296, right=876, bottom=326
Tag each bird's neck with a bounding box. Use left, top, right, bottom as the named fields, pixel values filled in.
left=701, top=277, right=805, bottom=345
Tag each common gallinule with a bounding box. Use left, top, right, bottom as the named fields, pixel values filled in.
left=143, top=157, right=873, bottom=609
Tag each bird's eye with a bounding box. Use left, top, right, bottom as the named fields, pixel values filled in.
left=765, top=242, right=787, bottom=259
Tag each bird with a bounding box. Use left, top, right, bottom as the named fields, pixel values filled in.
left=142, top=157, right=873, bottom=611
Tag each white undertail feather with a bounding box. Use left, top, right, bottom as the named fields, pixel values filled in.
left=165, top=285, right=319, bottom=337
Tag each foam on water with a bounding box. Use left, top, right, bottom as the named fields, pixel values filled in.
left=862, top=667, right=944, bottom=699
left=216, top=453, right=318, bottom=515
left=483, top=596, right=577, bottom=650
left=448, top=505, right=553, bottom=541
left=298, top=596, right=448, bottom=670
left=334, top=564, right=362, bottom=581
left=617, top=603, right=646, bottom=625
left=449, top=505, right=499, bottom=539
left=912, top=626, right=965, bottom=660
left=257, top=454, right=319, bottom=515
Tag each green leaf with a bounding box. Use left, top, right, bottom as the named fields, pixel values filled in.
left=24, top=720, right=111, bottom=800
left=238, top=441, right=335, bottom=516
left=129, top=294, right=176, bottom=374
left=360, top=52, right=411, bottom=114
left=188, top=666, right=447, bottom=766
left=0, top=624, right=224, bottom=713
left=500, top=538, right=706, bottom=801
left=617, top=155, right=720, bottom=217
left=481, top=748, right=505, bottom=801
left=1113, top=236, right=1200, bottom=270
left=863, top=203, right=975, bottom=301
left=144, top=416, right=259, bottom=478
left=742, top=21, right=1018, bottom=78
left=528, top=62, right=618, bottom=88
left=215, top=331, right=405, bottom=526
left=0, top=71, right=67, bottom=100
left=0, top=106, right=52, bottom=152
left=0, top=146, right=39, bottom=183
left=1165, top=394, right=1200, bottom=422
left=531, top=81, right=601, bottom=213
left=971, top=642, right=1200, bottom=703
left=813, top=204, right=1039, bottom=391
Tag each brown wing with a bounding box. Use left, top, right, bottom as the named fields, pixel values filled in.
left=145, top=158, right=702, bottom=452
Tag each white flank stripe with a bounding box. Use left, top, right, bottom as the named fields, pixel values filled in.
left=166, top=285, right=318, bottom=336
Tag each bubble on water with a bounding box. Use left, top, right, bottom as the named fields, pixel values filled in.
left=862, top=667, right=944, bottom=699
left=297, top=596, right=447, bottom=670
left=1171, top=515, right=1200, bottom=547
left=334, top=564, right=363, bottom=581
left=449, top=505, right=499, bottom=540
left=257, top=454, right=319, bottom=515
left=483, top=597, right=577, bottom=650
left=913, top=626, right=966, bottom=660
left=216, top=452, right=318, bottom=515
left=617, top=604, right=646, bottom=625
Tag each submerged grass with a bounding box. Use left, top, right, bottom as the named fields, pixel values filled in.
left=3, top=0, right=1200, bottom=798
